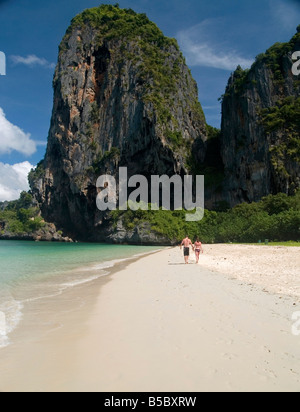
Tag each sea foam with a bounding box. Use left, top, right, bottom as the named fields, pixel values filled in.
left=0, top=297, right=23, bottom=348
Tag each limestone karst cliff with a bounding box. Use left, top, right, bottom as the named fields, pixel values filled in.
left=29, top=5, right=207, bottom=241
left=29, top=5, right=300, bottom=243
left=220, top=26, right=300, bottom=206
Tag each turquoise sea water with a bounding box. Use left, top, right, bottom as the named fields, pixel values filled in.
left=0, top=240, right=160, bottom=348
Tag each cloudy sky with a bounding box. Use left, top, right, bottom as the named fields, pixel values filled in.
left=0, top=0, right=299, bottom=201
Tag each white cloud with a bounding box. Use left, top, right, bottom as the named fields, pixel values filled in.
left=0, top=108, right=37, bottom=156
left=177, top=20, right=254, bottom=71
left=0, top=161, right=34, bottom=202
left=10, top=54, right=55, bottom=69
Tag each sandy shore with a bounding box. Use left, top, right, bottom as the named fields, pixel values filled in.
left=0, top=245, right=299, bottom=392
left=197, top=244, right=300, bottom=298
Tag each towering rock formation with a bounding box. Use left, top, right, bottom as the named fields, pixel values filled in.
left=221, top=27, right=300, bottom=206
left=30, top=5, right=300, bottom=243
left=29, top=5, right=207, bottom=241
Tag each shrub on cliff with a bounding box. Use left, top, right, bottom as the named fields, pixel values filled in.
left=0, top=192, right=44, bottom=235
left=110, top=191, right=300, bottom=243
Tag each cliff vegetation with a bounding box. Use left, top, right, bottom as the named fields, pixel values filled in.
left=110, top=191, right=300, bottom=244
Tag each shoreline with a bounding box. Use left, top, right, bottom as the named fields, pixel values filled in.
left=0, top=245, right=299, bottom=392
left=0, top=248, right=164, bottom=391
left=0, top=242, right=163, bottom=349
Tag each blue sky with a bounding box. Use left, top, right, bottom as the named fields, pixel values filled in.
left=0, top=0, right=299, bottom=201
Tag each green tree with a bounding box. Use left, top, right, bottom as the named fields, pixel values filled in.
left=261, top=193, right=292, bottom=215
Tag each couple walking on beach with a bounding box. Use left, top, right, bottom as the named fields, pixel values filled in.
left=180, top=236, right=203, bottom=264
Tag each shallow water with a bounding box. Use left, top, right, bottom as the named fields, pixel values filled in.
left=0, top=240, right=160, bottom=347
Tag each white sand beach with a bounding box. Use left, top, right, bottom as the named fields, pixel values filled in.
left=0, top=245, right=299, bottom=392
left=196, top=244, right=300, bottom=297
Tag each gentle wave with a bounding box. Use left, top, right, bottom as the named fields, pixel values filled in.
left=59, top=273, right=109, bottom=288
left=0, top=295, right=23, bottom=348
left=81, top=248, right=161, bottom=272
left=0, top=247, right=162, bottom=349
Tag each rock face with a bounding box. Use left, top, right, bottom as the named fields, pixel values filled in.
left=105, top=219, right=172, bottom=246
left=221, top=27, right=300, bottom=206
left=30, top=5, right=207, bottom=242
left=30, top=6, right=300, bottom=243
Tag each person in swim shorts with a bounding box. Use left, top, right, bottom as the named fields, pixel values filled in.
left=194, top=237, right=204, bottom=264
left=180, top=236, right=194, bottom=264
